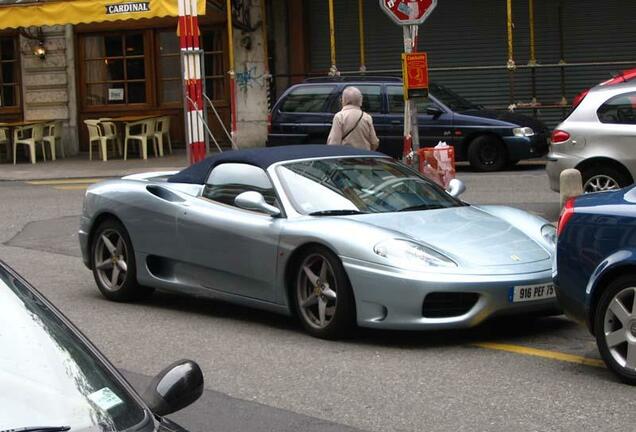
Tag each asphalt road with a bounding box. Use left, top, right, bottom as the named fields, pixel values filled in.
left=1, top=164, right=633, bottom=432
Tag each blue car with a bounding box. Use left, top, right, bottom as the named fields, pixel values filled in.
left=267, top=78, right=549, bottom=171
left=556, top=187, right=636, bottom=384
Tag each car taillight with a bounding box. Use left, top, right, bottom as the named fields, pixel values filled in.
left=551, top=130, right=570, bottom=144
left=557, top=197, right=576, bottom=237
left=267, top=113, right=272, bottom=134
left=572, top=89, right=589, bottom=109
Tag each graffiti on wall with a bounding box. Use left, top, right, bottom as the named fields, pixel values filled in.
left=236, top=62, right=267, bottom=94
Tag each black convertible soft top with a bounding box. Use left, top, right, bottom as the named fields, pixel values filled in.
left=168, top=144, right=386, bottom=185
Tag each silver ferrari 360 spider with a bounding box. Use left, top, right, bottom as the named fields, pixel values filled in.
left=79, top=145, right=559, bottom=338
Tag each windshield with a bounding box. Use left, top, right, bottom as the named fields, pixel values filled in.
left=0, top=266, right=151, bottom=432
left=277, top=157, right=463, bottom=215
left=430, top=82, right=480, bottom=112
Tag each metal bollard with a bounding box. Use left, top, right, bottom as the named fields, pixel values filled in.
left=560, top=168, right=583, bottom=208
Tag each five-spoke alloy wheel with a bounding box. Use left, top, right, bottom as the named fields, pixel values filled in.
left=91, top=219, right=152, bottom=302
left=293, top=246, right=355, bottom=339
left=595, top=275, right=636, bottom=385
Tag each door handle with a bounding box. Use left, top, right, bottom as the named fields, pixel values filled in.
left=390, top=120, right=402, bottom=125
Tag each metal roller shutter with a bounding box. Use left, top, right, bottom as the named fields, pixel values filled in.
left=303, top=0, right=636, bottom=128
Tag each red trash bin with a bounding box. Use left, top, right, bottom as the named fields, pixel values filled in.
left=417, top=144, right=456, bottom=188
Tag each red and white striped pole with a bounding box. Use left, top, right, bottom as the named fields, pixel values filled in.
left=178, top=0, right=206, bottom=164
left=225, top=0, right=237, bottom=145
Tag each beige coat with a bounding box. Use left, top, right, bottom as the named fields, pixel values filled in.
left=327, top=105, right=380, bottom=151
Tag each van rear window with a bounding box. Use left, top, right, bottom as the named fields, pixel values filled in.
left=281, top=85, right=334, bottom=112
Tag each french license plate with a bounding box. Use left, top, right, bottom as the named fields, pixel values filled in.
left=509, top=283, right=556, bottom=303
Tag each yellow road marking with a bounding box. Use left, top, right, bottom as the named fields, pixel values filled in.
left=27, top=178, right=105, bottom=185
left=54, top=185, right=90, bottom=191
left=473, top=342, right=605, bottom=368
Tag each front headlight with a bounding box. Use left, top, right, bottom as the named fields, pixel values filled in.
left=541, top=224, right=556, bottom=247
left=513, top=127, right=535, bottom=137
left=373, top=239, right=457, bottom=269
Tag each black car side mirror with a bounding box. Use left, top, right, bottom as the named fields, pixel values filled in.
left=142, top=359, right=204, bottom=416
left=426, top=106, right=443, bottom=118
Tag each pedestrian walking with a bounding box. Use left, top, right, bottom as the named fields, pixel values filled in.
left=327, top=86, right=380, bottom=151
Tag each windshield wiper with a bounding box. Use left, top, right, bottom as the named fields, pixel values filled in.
left=398, top=204, right=445, bottom=212
left=2, top=427, right=71, bottom=432
left=309, top=210, right=367, bottom=216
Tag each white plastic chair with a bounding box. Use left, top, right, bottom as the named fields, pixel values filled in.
left=43, top=121, right=63, bottom=159
left=13, top=123, right=45, bottom=164
left=85, top=119, right=112, bottom=161
left=124, top=119, right=156, bottom=160
left=154, top=116, right=172, bottom=156
left=42, top=121, right=63, bottom=161
left=98, top=118, right=122, bottom=157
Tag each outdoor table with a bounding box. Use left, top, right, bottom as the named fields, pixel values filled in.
left=0, top=119, right=50, bottom=163
left=106, top=114, right=163, bottom=141
left=107, top=114, right=163, bottom=123
left=105, top=114, right=163, bottom=159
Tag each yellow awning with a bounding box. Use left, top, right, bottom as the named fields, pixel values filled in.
left=0, top=0, right=206, bottom=30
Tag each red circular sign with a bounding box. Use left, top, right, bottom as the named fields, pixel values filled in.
left=380, top=0, right=437, bottom=25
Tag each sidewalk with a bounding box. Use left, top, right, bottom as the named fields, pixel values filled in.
left=0, top=151, right=189, bottom=181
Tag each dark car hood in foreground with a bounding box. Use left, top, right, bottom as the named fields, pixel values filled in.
left=349, top=206, right=549, bottom=267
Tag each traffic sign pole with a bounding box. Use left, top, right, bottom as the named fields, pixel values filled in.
left=379, top=0, right=437, bottom=166
left=403, top=24, right=419, bottom=166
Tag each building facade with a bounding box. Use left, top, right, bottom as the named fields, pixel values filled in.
left=0, top=0, right=634, bottom=159
left=269, top=0, right=636, bottom=128
left=0, top=0, right=270, bottom=158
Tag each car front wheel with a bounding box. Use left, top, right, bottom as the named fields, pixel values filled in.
left=594, top=275, right=636, bottom=385
left=468, top=135, right=508, bottom=172
left=293, top=246, right=355, bottom=339
left=91, top=219, right=153, bottom=302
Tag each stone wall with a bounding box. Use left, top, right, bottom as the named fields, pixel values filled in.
left=20, top=25, right=78, bottom=155
left=232, top=0, right=270, bottom=149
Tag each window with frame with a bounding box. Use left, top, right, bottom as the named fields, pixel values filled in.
left=202, top=163, right=279, bottom=211
left=387, top=86, right=435, bottom=114
left=0, top=36, right=19, bottom=108
left=281, top=85, right=335, bottom=113
left=597, top=92, right=636, bottom=125
left=83, top=32, right=147, bottom=106
left=157, top=29, right=227, bottom=105
left=202, top=29, right=226, bottom=103
left=157, top=30, right=181, bottom=104
left=331, top=85, right=382, bottom=113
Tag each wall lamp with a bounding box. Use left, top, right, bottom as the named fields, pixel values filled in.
left=19, top=27, right=46, bottom=60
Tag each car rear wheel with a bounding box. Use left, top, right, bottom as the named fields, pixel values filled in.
left=293, top=246, right=355, bottom=339
left=582, top=165, right=631, bottom=193
left=91, top=219, right=153, bottom=302
left=468, top=135, right=508, bottom=172
left=594, top=275, right=636, bottom=385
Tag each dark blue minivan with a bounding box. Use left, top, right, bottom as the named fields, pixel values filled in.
left=267, top=78, right=549, bottom=171
left=556, top=187, right=636, bottom=384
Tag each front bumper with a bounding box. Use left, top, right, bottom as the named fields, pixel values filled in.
left=504, top=133, right=549, bottom=161
left=343, top=257, right=558, bottom=330
left=546, top=152, right=582, bottom=192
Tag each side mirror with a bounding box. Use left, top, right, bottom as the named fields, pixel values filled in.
left=426, top=106, right=443, bottom=118
left=446, top=178, right=466, bottom=198
left=235, top=191, right=281, bottom=216
left=142, top=359, right=204, bottom=416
